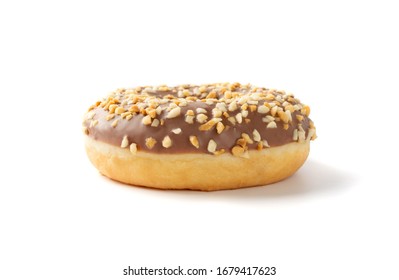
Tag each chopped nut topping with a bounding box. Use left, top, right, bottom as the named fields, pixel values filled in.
left=199, top=118, right=222, bottom=131
left=215, top=102, right=227, bottom=112
left=121, top=135, right=129, bottom=148
left=196, top=108, right=207, bottom=114
left=206, top=91, right=216, bottom=99
left=216, top=122, right=225, bottom=134
left=298, top=130, right=306, bottom=143
left=166, top=107, right=181, bottom=119
left=115, top=107, right=126, bottom=115
left=241, top=103, right=248, bottom=111
left=293, top=129, right=299, bottom=141
left=90, top=120, right=98, bottom=127
left=207, top=139, right=217, bottom=153
left=155, top=106, right=162, bottom=115
left=151, top=119, right=160, bottom=127
left=228, top=116, right=236, bottom=125
left=162, top=136, right=172, bottom=148
left=142, top=115, right=152, bottom=125
left=86, top=111, right=95, bottom=120
left=212, top=108, right=222, bottom=118
left=263, top=140, right=270, bottom=147
left=85, top=83, right=316, bottom=155
left=109, top=104, right=118, bottom=113
left=130, top=143, right=137, bottom=154
left=249, top=105, right=257, bottom=112
left=146, top=108, right=156, bottom=118
left=242, top=133, right=254, bottom=144
left=185, top=115, right=194, bottom=124
left=302, top=105, right=310, bottom=116
left=214, top=149, right=225, bottom=156
left=105, top=114, right=115, bottom=121
left=145, top=137, right=157, bottom=149
left=236, top=138, right=247, bottom=148
left=228, top=101, right=237, bottom=112
left=285, top=104, right=295, bottom=113
left=257, top=105, right=270, bottom=114
left=129, top=104, right=139, bottom=113
left=277, top=110, right=289, bottom=123
left=111, top=119, right=119, bottom=128
left=265, top=93, right=275, bottom=100
left=267, top=121, right=277, bottom=128
left=253, top=129, right=261, bottom=142
left=196, top=113, right=208, bottom=124
left=310, top=129, right=317, bottom=140
left=270, top=106, right=278, bottom=116
left=172, top=128, right=182, bottom=134
left=262, top=115, right=275, bottom=123
left=121, top=112, right=131, bottom=118
left=232, top=145, right=248, bottom=158
left=235, top=113, right=243, bottom=124
left=189, top=135, right=199, bottom=148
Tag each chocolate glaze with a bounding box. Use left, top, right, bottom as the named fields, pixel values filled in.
left=83, top=85, right=314, bottom=154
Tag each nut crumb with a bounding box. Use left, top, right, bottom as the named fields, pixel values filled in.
left=166, top=107, right=181, bottom=119
left=111, top=119, right=119, bottom=128
left=235, top=113, right=243, bottom=124
left=267, top=121, right=277, bottom=128
left=121, top=135, right=129, bottom=148
left=293, top=129, right=298, bottom=141
left=151, top=119, right=160, bottom=127
left=241, top=133, right=254, bottom=144
left=145, top=137, right=157, bottom=149
left=216, top=122, right=225, bottom=134
left=253, top=129, right=261, bottom=142
left=115, top=107, right=126, bottom=115
left=196, top=108, right=207, bottom=114
left=257, top=105, right=269, bottom=114
left=142, top=115, right=152, bottom=125
left=196, top=113, right=208, bottom=124
left=232, top=145, right=248, bottom=158
left=172, top=128, right=182, bottom=134
left=199, top=118, right=222, bottom=131
left=189, top=136, right=199, bottom=148
left=185, top=115, right=194, bottom=124
left=162, top=136, right=172, bottom=148
left=90, top=120, right=98, bottom=127
left=130, top=143, right=137, bottom=154
left=207, top=139, right=217, bottom=153
left=105, top=114, right=115, bottom=121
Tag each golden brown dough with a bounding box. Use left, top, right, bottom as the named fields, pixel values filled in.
left=85, top=135, right=312, bottom=191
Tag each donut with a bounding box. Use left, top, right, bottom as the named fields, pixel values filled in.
left=83, top=82, right=316, bottom=191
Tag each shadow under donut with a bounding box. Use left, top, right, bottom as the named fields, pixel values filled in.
left=108, top=159, right=354, bottom=199
left=211, top=159, right=355, bottom=199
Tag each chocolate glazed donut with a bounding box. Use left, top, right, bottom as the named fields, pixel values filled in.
left=83, top=83, right=316, bottom=191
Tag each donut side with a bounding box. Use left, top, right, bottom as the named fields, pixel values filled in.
left=84, top=135, right=310, bottom=191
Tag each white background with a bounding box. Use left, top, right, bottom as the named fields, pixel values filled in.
left=1, top=1, right=398, bottom=279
